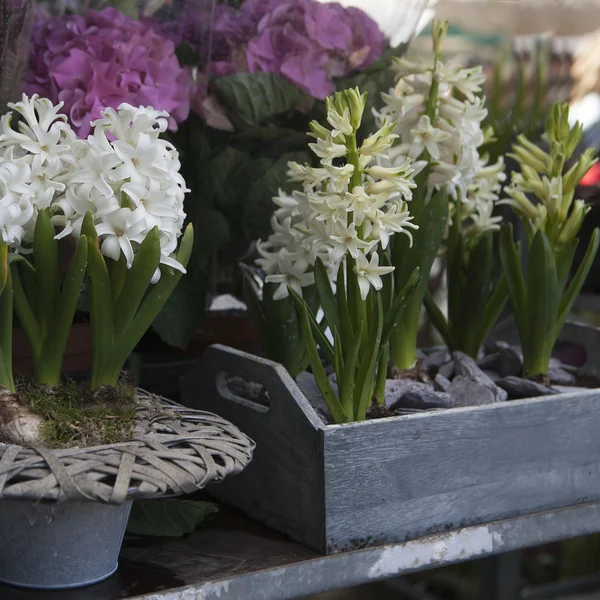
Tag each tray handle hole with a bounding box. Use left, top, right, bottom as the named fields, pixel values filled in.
left=216, top=371, right=270, bottom=412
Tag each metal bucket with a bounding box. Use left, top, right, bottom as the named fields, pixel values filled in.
left=0, top=499, right=132, bottom=589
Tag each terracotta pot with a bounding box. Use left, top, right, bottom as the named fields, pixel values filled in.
left=12, top=323, right=92, bottom=377
left=132, top=311, right=262, bottom=399
left=138, top=311, right=262, bottom=358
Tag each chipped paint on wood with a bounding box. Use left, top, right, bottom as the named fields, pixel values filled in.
left=368, top=526, right=497, bottom=578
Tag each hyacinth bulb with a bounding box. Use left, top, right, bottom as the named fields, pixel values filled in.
left=0, top=0, right=32, bottom=113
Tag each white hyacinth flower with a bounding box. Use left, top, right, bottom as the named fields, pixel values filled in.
left=353, top=252, right=394, bottom=300
left=65, top=103, right=188, bottom=276
left=375, top=46, right=505, bottom=239
left=256, top=92, right=417, bottom=301
left=409, top=115, right=451, bottom=161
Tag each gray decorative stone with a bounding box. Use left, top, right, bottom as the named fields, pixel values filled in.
left=548, top=367, right=577, bottom=386
left=478, top=345, right=522, bottom=378
left=453, top=351, right=508, bottom=402
left=422, top=349, right=451, bottom=374
left=497, top=376, right=558, bottom=399
left=434, top=373, right=451, bottom=392
left=447, top=376, right=497, bottom=406
left=438, top=360, right=455, bottom=379
left=483, top=369, right=502, bottom=382
left=385, top=380, right=455, bottom=410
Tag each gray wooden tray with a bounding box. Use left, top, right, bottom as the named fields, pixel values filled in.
left=182, top=322, right=600, bottom=555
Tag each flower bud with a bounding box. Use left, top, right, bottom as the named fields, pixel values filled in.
left=563, top=149, right=598, bottom=194
left=309, top=120, right=330, bottom=141
left=503, top=186, right=540, bottom=221
left=559, top=188, right=575, bottom=222
left=432, top=20, right=449, bottom=55
left=558, top=199, right=590, bottom=245
left=566, top=121, right=584, bottom=158
left=510, top=145, right=548, bottom=174
left=515, top=134, right=551, bottom=168
left=550, top=144, right=565, bottom=177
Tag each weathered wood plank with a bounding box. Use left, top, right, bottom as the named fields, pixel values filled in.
left=182, top=345, right=328, bottom=551
left=324, top=391, right=600, bottom=551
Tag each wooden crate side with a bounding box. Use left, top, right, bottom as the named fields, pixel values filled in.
left=323, top=390, right=600, bottom=552
left=182, top=345, right=328, bottom=552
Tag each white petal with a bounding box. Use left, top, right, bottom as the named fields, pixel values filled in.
left=100, top=235, right=121, bottom=262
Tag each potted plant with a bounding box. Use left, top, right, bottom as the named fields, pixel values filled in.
left=0, top=95, right=254, bottom=589
left=186, top=22, right=600, bottom=555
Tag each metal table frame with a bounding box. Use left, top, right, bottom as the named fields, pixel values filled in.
left=4, top=502, right=600, bottom=600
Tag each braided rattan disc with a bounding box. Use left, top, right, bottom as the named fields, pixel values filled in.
left=0, top=390, right=254, bottom=504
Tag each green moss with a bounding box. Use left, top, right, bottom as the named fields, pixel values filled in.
left=19, top=379, right=137, bottom=449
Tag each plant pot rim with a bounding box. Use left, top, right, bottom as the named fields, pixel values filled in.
left=0, top=390, right=254, bottom=505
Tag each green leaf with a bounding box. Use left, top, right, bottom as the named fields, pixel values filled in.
left=99, top=225, right=194, bottom=385
left=193, top=206, right=231, bottom=258
left=83, top=215, right=115, bottom=388
left=424, top=288, right=456, bottom=350
left=340, top=321, right=363, bottom=419
left=296, top=294, right=346, bottom=423
left=556, top=228, right=600, bottom=337
left=555, top=240, right=578, bottom=297
left=213, top=73, right=302, bottom=128
left=336, top=264, right=353, bottom=349
left=210, top=147, right=258, bottom=213
left=11, top=264, right=41, bottom=361
left=242, top=153, right=306, bottom=243
left=151, top=266, right=207, bottom=350
left=288, top=287, right=334, bottom=368
left=110, top=255, right=128, bottom=308
left=314, top=258, right=340, bottom=335
left=233, top=127, right=309, bottom=152
left=126, top=500, right=218, bottom=537
left=456, top=233, right=495, bottom=356
left=113, top=227, right=161, bottom=339
left=36, top=235, right=88, bottom=385
left=262, top=283, right=307, bottom=378
left=332, top=326, right=344, bottom=379
left=499, top=223, right=527, bottom=336
left=382, top=267, right=420, bottom=347
left=108, top=0, right=138, bottom=17
left=242, top=274, right=268, bottom=345
left=0, top=242, right=7, bottom=297
left=355, top=293, right=384, bottom=421
left=390, top=190, right=449, bottom=370
left=524, top=230, right=559, bottom=376
left=33, top=210, right=60, bottom=339
left=479, top=275, right=509, bottom=348
left=0, top=267, right=14, bottom=391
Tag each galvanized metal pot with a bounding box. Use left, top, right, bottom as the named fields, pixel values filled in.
left=0, top=499, right=132, bottom=589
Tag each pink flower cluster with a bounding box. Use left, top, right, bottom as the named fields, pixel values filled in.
left=167, top=0, right=386, bottom=101
left=24, top=8, right=190, bottom=137
left=239, top=0, right=385, bottom=99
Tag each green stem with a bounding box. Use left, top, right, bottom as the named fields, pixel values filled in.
left=374, top=344, right=388, bottom=405
left=0, top=268, right=14, bottom=392
left=389, top=320, right=420, bottom=371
